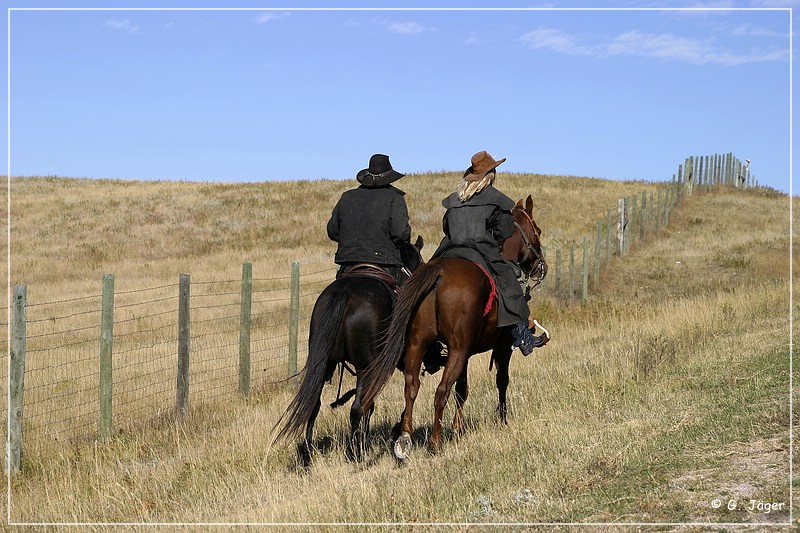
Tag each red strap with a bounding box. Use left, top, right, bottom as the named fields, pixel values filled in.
left=473, top=262, right=496, bottom=317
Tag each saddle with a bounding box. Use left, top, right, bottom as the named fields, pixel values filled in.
left=339, top=263, right=398, bottom=290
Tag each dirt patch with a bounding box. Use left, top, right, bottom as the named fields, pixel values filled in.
left=667, top=434, right=792, bottom=527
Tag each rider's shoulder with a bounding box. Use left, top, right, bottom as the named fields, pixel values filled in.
left=354, top=184, right=406, bottom=197
left=442, top=187, right=514, bottom=210
left=480, top=186, right=515, bottom=209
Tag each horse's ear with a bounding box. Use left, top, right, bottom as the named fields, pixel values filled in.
left=414, top=235, right=424, bottom=250
left=515, top=198, right=524, bottom=209
left=525, top=195, right=533, bottom=216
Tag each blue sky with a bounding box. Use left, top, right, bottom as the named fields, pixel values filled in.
left=4, top=1, right=796, bottom=193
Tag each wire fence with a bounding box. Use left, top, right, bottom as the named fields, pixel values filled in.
left=534, top=152, right=756, bottom=303
left=534, top=185, right=673, bottom=303
left=5, top=263, right=335, bottom=461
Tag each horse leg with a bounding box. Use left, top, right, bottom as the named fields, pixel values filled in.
left=395, top=345, right=424, bottom=461
left=300, top=397, right=322, bottom=470
left=348, top=379, right=365, bottom=462
left=493, top=345, right=513, bottom=425
left=348, top=377, right=374, bottom=462
left=391, top=408, right=405, bottom=440
left=452, top=364, right=469, bottom=437
left=431, top=352, right=467, bottom=451
left=364, top=402, right=375, bottom=455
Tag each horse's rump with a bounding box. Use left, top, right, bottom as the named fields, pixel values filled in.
left=272, top=275, right=394, bottom=445
left=360, top=257, right=496, bottom=408
left=436, top=248, right=497, bottom=316
left=430, top=258, right=497, bottom=345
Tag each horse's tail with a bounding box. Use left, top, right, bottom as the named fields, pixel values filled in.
left=272, top=289, right=346, bottom=445
left=360, top=261, right=441, bottom=409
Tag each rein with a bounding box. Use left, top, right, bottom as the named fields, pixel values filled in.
left=512, top=208, right=546, bottom=290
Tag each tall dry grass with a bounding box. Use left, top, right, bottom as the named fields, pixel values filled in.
left=3, top=172, right=795, bottom=529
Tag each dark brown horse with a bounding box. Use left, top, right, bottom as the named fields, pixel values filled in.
left=361, top=196, right=546, bottom=460
left=273, top=237, right=423, bottom=469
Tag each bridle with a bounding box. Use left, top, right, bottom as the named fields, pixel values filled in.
left=512, top=208, right=546, bottom=290
left=399, top=239, right=424, bottom=280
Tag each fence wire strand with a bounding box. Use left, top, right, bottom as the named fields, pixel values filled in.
left=13, top=263, right=335, bottom=457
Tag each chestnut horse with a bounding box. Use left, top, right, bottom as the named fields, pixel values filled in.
left=273, top=236, right=423, bottom=469
left=360, top=196, right=546, bottom=460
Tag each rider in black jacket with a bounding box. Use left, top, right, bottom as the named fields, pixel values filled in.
left=327, top=154, right=412, bottom=284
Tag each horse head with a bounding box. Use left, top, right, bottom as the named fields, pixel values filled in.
left=399, top=235, right=425, bottom=275
left=504, top=195, right=547, bottom=288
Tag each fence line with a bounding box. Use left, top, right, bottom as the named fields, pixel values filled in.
left=533, top=152, right=757, bottom=305
left=4, top=263, right=336, bottom=470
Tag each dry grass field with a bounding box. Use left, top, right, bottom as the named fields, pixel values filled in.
left=2, top=169, right=796, bottom=531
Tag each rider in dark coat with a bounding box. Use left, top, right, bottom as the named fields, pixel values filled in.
left=327, top=154, right=412, bottom=283
left=431, top=151, right=544, bottom=355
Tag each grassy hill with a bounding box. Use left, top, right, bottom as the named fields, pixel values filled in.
left=4, top=171, right=796, bottom=528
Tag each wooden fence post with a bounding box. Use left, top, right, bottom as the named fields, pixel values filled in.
left=625, top=196, right=632, bottom=254
left=582, top=237, right=589, bottom=302
left=666, top=183, right=671, bottom=219
left=710, top=154, right=716, bottom=186
left=656, top=187, right=662, bottom=233
left=176, top=274, right=190, bottom=417
left=708, top=154, right=719, bottom=186
left=640, top=191, right=647, bottom=243
left=617, top=198, right=626, bottom=256
left=725, top=153, right=731, bottom=185
left=239, top=262, right=252, bottom=398
left=569, top=241, right=575, bottom=304
left=736, top=159, right=742, bottom=188
left=664, top=186, right=670, bottom=227
left=700, top=155, right=705, bottom=188
left=727, top=153, right=734, bottom=185
left=288, top=261, right=300, bottom=385
left=594, top=222, right=601, bottom=281
left=8, top=285, right=26, bottom=473
left=555, top=248, right=562, bottom=298
left=99, top=274, right=114, bottom=442
left=697, top=155, right=704, bottom=193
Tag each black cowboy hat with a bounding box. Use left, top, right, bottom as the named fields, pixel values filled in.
left=356, top=154, right=405, bottom=187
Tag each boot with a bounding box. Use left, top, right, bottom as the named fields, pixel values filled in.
left=511, top=321, right=548, bottom=356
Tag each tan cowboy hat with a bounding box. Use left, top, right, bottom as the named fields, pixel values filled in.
left=463, top=151, right=506, bottom=182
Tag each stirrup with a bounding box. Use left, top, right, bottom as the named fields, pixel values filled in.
left=512, top=320, right=550, bottom=356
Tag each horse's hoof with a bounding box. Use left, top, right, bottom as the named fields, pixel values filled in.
left=496, top=404, right=508, bottom=425
left=394, top=432, right=413, bottom=461
left=298, top=443, right=313, bottom=471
